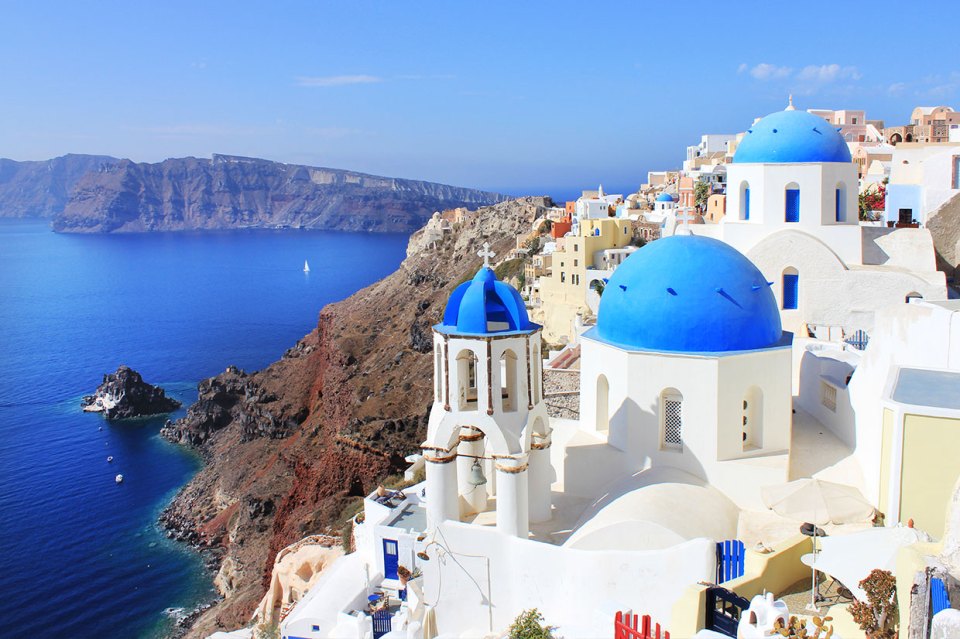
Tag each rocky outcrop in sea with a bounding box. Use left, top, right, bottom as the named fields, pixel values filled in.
left=82, top=365, right=181, bottom=419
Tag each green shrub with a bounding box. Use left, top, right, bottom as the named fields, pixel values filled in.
left=508, top=608, right=555, bottom=639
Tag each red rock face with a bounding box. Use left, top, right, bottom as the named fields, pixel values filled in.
left=160, top=197, right=551, bottom=637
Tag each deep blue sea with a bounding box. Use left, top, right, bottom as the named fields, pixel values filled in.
left=0, top=220, right=409, bottom=638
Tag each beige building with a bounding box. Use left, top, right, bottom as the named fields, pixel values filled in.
left=886, top=105, right=960, bottom=144
left=537, top=216, right=634, bottom=342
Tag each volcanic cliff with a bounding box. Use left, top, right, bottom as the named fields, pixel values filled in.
left=159, top=197, right=551, bottom=637
left=48, top=154, right=507, bottom=233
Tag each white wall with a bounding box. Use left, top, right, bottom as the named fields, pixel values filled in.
left=575, top=335, right=792, bottom=509
left=421, top=521, right=714, bottom=637
left=848, top=301, right=960, bottom=504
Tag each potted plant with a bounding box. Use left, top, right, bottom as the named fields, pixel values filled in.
left=849, top=569, right=898, bottom=639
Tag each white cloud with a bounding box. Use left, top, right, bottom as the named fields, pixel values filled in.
left=887, top=82, right=907, bottom=96
left=796, top=64, right=861, bottom=83
left=295, top=74, right=382, bottom=88
left=737, top=63, right=748, bottom=74
left=748, top=63, right=793, bottom=81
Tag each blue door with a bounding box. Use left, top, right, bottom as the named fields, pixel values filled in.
left=785, top=189, right=800, bottom=222
left=382, top=539, right=399, bottom=579
left=783, top=273, right=799, bottom=310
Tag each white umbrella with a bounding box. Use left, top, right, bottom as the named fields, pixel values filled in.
left=761, top=478, right=875, bottom=525
left=761, top=478, right=875, bottom=611
left=814, top=526, right=929, bottom=601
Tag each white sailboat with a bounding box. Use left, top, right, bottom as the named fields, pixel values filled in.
left=303, top=260, right=311, bottom=273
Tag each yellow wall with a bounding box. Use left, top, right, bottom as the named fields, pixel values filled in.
left=670, top=535, right=811, bottom=637
left=538, top=217, right=632, bottom=341
left=900, top=413, right=960, bottom=538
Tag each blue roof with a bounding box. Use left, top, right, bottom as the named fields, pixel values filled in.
left=656, top=193, right=675, bottom=202
left=595, top=235, right=783, bottom=353
left=439, top=267, right=537, bottom=335
left=733, top=109, right=852, bottom=164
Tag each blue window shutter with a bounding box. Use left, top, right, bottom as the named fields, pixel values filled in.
left=835, top=189, right=842, bottom=222
left=785, top=189, right=800, bottom=223
left=783, top=273, right=799, bottom=309
left=744, top=188, right=750, bottom=220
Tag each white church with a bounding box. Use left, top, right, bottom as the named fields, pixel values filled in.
left=271, top=105, right=960, bottom=639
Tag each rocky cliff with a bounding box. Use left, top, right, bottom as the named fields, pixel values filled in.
left=158, top=197, right=551, bottom=637
left=50, top=154, right=507, bottom=233
left=0, top=154, right=119, bottom=217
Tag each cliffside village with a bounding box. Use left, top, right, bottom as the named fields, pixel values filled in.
left=210, top=101, right=960, bottom=639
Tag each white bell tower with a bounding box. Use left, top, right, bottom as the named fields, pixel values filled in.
left=422, top=244, right=552, bottom=537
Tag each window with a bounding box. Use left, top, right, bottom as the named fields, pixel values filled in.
left=821, top=382, right=837, bottom=412
left=785, top=186, right=800, bottom=222
left=898, top=208, right=913, bottom=225
left=499, top=349, right=518, bottom=412
left=561, top=272, right=566, bottom=283
left=596, top=375, right=609, bottom=433
left=661, top=390, right=683, bottom=450
left=782, top=268, right=799, bottom=310
left=456, top=350, right=479, bottom=410
left=835, top=187, right=843, bottom=222
left=313, top=625, right=321, bottom=632
left=573, top=259, right=578, bottom=267
left=739, top=182, right=750, bottom=220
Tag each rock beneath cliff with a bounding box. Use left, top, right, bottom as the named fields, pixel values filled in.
left=81, top=366, right=181, bottom=419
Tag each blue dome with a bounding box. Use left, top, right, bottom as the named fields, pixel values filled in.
left=440, top=267, right=536, bottom=335
left=733, top=109, right=852, bottom=164
left=596, top=236, right=782, bottom=352
left=656, top=193, right=675, bottom=203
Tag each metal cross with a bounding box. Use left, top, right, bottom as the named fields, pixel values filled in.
left=477, top=242, right=496, bottom=268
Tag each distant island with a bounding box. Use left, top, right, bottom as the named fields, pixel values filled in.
left=0, top=153, right=508, bottom=233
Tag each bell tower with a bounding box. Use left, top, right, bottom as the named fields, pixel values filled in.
left=423, top=244, right=552, bottom=537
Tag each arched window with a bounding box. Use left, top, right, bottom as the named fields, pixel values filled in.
left=782, top=267, right=799, bottom=310
left=785, top=183, right=800, bottom=223
left=456, top=349, right=479, bottom=411
left=905, top=292, right=923, bottom=304
left=499, top=349, right=518, bottom=412
left=835, top=183, right=845, bottom=223
left=660, top=389, right=683, bottom=450
left=596, top=375, right=609, bottom=433
left=742, top=387, right=763, bottom=451
left=739, top=181, right=750, bottom=220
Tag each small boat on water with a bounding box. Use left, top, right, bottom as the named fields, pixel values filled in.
left=115, top=474, right=124, bottom=484
left=303, top=260, right=311, bottom=273
left=107, top=456, right=114, bottom=463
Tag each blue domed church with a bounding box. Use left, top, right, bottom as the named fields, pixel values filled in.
left=575, top=235, right=795, bottom=508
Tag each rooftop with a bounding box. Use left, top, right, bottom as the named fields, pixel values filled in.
left=892, top=367, right=960, bottom=410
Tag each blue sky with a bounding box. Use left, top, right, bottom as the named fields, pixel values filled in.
left=1, top=1, right=957, bottom=198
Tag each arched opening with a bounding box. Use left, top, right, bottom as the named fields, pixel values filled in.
left=742, top=387, right=763, bottom=451
left=295, top=562, right=314, bottom=582
left=889, top=133, right=902, bottom=145
left=596, top=375, right=609, bottom=433
left=434, top=346, right=443, bottom=403
left=906, top=133, right=914, bottom=142
left=835, top=182, right=845, bottom=223
left=739, top=181, right=750, bottom=220
left=499, top=349, right=518, bottom=412
left=456, top=349, right=479, bottom=411
left=784, top=182, right=800, bottom=223
left=530, top=343, right=541, bottom=404
left=905, top=292, right=923, bottom=304
left=782, top=267, right=799, bottom=310
left=660, top=388, right=683, bottom=451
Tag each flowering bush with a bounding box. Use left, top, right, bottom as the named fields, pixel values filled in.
left=859, top=184, right=886, bottom=221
